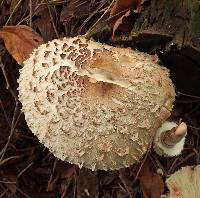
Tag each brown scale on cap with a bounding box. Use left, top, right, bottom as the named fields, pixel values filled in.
left=18, top=36, right=175, bottom=170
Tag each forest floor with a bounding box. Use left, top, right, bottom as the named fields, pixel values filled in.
left=0, top=0, right=200, bottom=198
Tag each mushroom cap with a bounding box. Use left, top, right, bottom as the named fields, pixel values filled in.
left=166, top=165, right=200, bottom=198
left=18, top=36, right=175, bottom=170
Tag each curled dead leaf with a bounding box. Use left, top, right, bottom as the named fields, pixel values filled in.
left=108, top=0, right=145, bottom=37
left=112, top=10, right=132, bottom=38
left=0, top=25, right=44, bottom=65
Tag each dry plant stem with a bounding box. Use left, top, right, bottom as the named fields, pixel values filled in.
left=0, top=189, right=9, bottom=198
left=5, top=0, right=23, bottom=25
left=17, top=162, right=34, bottom=178
left=0, top=155, right=22, bottom=167
left=177, top=91, right=200, bottom=99
left=29, top=0, right=33, bottom=27
left=47, top=5, right=59, bottom=38
left=0, top=62, right=18, bottom=102
left=161, top=122, right=187, bottom=147
left=16, top=187, right=32, bottom=198
left=47, top=158, right=57, bottom=191
left=0, top=60, right=20, bottom=161
left=134, top=141, right=153, bottom=181
left=17, top=0, right=46, bottom=25
left=119, top=170, right=133, bottom=198
left=0, top=98, right=11, bottom=127
left=78, top=0, right=109, bottom=34
left=84, top=0, right=115, bottom=38
left=0, top=105, right=21, bottom=159
left=0, top=0, right=6, bottom=6
left=0, top=181, right=16, bottom=184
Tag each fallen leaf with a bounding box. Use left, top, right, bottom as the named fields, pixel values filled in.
left=0, top=25, right=44, bottom=65
left=108, top=0, right=145, bottom=36
left=132, top=158, right=164, bottom=198
left=112, top=10, right=132, bottom=38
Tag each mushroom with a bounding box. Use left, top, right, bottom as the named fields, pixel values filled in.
left=153, top=121, right=187, bottom=157
left=166, top=165, right=200, bottom=198
left=18, top=36, right=175, bottom=170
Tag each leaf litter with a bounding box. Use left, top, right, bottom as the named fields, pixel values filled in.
left=0, top=0, right=200, bottom=197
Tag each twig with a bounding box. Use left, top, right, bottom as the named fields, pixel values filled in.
left=0, top=102, right=20, bottom=161
left=16, top=187, right=32, bottom=198
left=17, top=0, right=46, bottom=25
left=0, top=58, right=21, bottom=161
left=119, top=169, right=133, bottom=198
left=0, top=59, right=18, bottom=102
left=0, top=181, right=16, bottom=184
left=177, top=91, right=200, bottom=99
left=0, top=0, right=6, bottom=7
left=0, top=189, right=8, bottom=198
left=17, top=162, right=34, bottom=178
left=84, top=0, right=115, bottom=38
left=78, top=0, right=108, bottom=34
left=29, top=0, right=33, bottom=27
left=47, top=158, right=57, bottom=191
left=0, top=155, right=22, bottom=167
left=167, top=157, right=179, bottom=175
left=134, top=140, right=153, bottom=181
left=0, top=97, right=11, bottom=127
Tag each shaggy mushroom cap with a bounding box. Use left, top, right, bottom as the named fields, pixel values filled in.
left=166, top=165, right=200, bottom=198
left=18, top=36, right=175, bottom=170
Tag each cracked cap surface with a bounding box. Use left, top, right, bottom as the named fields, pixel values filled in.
left=18, top=36, right=175, bottom=170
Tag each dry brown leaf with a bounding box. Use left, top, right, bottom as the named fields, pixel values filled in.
left=112, top=10, right=132, bottom=38
left=132, top=158, right=164, bottom=198
left=108, top=0, right=145, bottom=36
left=0, top=25, right=44, bottom=65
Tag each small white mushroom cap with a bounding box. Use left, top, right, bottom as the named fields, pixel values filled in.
left=166, top=165, right=200, bottom=198
left=153, top=121, right=187, bottom=157
left=18, top=36, right=175, bottom=170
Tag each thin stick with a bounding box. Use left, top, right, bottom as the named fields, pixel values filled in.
left=134, top=139, right=153, bottom=181
left=0, top=181, right=16, bottom=184
left=17, top=162, right=33, bottom=178
left=0, top=97, right=11, bottom=127
left=17, top=0, right=46, bottom=25
left=16, top=187, right=32, bottom=198
left=29, top=0, right=33, bottom=27
left=0, top=189, right=8, bottom=198
left=79, top=0, right=109, bottom=35
left=47, top=5, right=59, bottom=38
left=177, top=91, right=200, bottom=99
left=119, top=169, right=133, bottom=198
left=47, top=158, right=57, bottom=191
left=0, top=102, right=19, bottom=161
